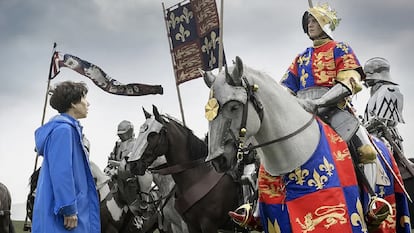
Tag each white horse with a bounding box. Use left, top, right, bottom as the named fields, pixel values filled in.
left=203, top=56, right=411, bottom=233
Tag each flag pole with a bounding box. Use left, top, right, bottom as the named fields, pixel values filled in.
left=162, top=2, right=186, bottom=126
left=23, top=42, right=57, bottom=232
left=40, top=43, right=56, bottom=125
left=218, top=0, right=224, bottom=72
left=36, top=42, right=57, bottom=168
left=308, top=0, right=313, bottom=7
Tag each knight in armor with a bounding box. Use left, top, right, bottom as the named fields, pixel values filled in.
left=105, top=120, right=155, bottom=221
left=363, top=58, right=404, bottom=150
left=229, top=3, right=391, bottom=231
left=104, top=120, right=136, bottom=176
left=363, top=57, right=414, bottom=180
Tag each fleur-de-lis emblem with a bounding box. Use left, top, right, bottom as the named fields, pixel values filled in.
left=336, top=43, right=350, bottom=54
left=201, top=31, right=220, bottom=57
left=201, top=37, right=212, bottom=54
left=351, top=198, right=368, bottom=232
left=180, top=7, right=193, bottom=24
left=300, top=69, right=309, bottom=87
left=319, top=156, right=334, bottom=176
left=267, top=218, right=281, bottom=233
left=168, top=7, right=193, bottom=31
left=288, top=168, right=309, bottom=185
left=167, top=12, right=180, bottom=30
left=175, top=24, right=190, bottom=42
left=298, top=54, right=310, bottom=66
left=307, top=169, right=328, bottom=190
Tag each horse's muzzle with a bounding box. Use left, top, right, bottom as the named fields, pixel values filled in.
left=129, top=160, right=147, bottom=176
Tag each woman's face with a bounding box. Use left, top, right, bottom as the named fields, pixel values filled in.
left=307, top=15, right=324, bottom=40
left=72, top=96, right=90, bottom=119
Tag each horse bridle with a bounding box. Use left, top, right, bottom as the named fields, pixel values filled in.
left=140, top=126, right=169, bottom=169
left=148, top=123, right=206, bottom=175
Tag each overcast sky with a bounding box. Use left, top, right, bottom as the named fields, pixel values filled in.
left=1, top=0, right=413, bottom=214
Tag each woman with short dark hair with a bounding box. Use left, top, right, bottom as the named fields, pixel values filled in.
left=32, top=80, right=100, bottom=233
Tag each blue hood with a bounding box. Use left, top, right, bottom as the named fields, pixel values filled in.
left=35, top=114, right=77, bottom=156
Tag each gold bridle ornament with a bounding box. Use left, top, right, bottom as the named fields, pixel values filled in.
left=205, top=98, right=219, bottom=121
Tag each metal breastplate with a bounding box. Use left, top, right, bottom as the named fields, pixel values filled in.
left=115, top=139, right=135, bottom=160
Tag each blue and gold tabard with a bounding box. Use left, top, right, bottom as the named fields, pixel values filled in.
left=257, top=119, right=411, bottom=233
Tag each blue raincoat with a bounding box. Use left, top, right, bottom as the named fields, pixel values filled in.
left=32, top=114, right=100, bottom=233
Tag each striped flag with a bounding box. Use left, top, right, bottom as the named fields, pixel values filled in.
left=49, top=52, right=163, bottom=96
left=50, top=51, right=61, bottom=79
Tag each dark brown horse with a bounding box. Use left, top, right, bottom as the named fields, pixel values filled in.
left=126, top=105, right=246, bottom=233
left=0, top=182, right=15, bottom=233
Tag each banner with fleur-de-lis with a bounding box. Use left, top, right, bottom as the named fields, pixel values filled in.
left=165, top=0, right=225, bottom=84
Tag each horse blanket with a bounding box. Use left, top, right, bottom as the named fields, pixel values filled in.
left=258, top=119, right=410, bottom=233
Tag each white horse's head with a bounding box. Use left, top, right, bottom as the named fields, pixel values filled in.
left=204, top=56, right=319, bottom=175
left=203, top=57, right=263, bottom=172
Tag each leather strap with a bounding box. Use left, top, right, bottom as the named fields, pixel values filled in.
left=174, top=170, right=225, bottom=215
left=148, top=158, right=206, bottom=175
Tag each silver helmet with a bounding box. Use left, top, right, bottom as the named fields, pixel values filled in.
left=364, top=57, right=397, bottom=85
left=302, top=3, right=341, bottom=39
left=117, top=120, right=134, bottom=134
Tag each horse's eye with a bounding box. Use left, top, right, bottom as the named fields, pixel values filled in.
left=230, top=104, right=240, bottom=112
left=140, top=124, right=149, bottom=133
left=147, top=132, right=158, bottom=142
left=222, top=101, right=242, bottom=118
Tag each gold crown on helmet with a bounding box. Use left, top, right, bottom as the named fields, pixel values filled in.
left=309, top=3, right=341, bottom=32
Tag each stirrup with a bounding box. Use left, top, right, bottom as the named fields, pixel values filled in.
left=368, top=196, right=393, bottom=219
left=230, top=203, right=252, bottom=226
left=228, top=203, right=262, bottom=231
left=366, top=196, right=392, bottom=231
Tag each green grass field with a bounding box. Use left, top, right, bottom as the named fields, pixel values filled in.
left=12, top=221, right=27, bottom=233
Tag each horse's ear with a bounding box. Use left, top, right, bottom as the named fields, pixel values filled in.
left=143, top=107, right=151, bottom=119
left=225, top=65, right=235, bottom=86
left=232, top=56, right=243, bottom=84
left=226, top=56, right=243, bottom=86
left=203, top=70, right=216, bottom=88
left=152, top=105, right=162, bottom=122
